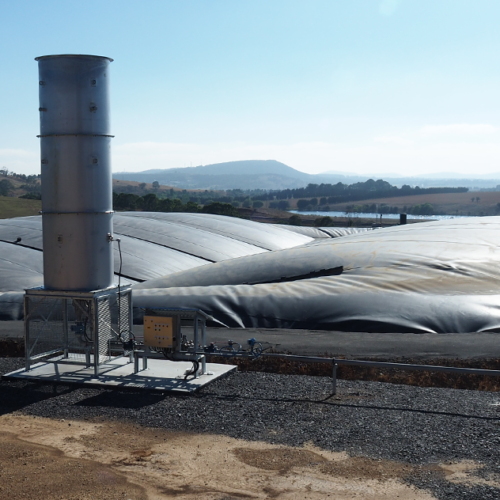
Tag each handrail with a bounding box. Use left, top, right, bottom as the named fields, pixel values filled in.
left=204, top=351, right=500, bottom=395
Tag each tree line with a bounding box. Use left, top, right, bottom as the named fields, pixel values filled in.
left=345, top=202, right=435, bottom=216
left=2, top=167, right=469, bottom=218
left=113, top=178, right=468, bottom=210
left=257, top=179, right=468, bottom=203
left=113, top=192, right=240, bottom=217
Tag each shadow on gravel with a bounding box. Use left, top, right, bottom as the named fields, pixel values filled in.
left=0, top=339, right=24, bottom=357
left=203, top=393, right=500, bottom=422
left=75, top=391, right=167, bottom=409
left=327, top=400, right=500, bottom=422
left=0, top=381, right=76, bottom=415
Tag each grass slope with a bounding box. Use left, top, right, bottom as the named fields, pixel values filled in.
left=0, top=197, right=41, bottom=219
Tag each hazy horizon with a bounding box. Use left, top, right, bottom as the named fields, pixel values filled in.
left=113, top=160, right=500, bottom=181
left=2, top=1, right=500, bottom=177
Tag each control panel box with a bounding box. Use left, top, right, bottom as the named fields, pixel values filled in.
left=143, top=315, right=179, bottom=349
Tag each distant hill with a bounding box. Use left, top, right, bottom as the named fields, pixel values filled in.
left=114, top=159, right=381, bottom=190
left=113, top=160, right=500, bottom=191
left=140, top=160, right=309, bottom=179
left=114, top=160, right=318, bottom=190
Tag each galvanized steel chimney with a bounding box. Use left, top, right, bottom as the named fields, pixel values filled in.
left=36, top=54, right=114, bottom=291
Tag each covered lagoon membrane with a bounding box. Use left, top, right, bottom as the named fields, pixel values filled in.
left=1, top=212, right=500, bottom=333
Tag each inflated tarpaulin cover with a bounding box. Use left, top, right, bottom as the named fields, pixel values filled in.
left=0, top=237, right=44, bottom=320
left=133, top=217, right=500, bottom=333
left=121, top=212, right=312, bottom=251
left=269, top=225, right=331, bottom=239
left=4, top=212, right=500, bottom=332
left=0, top=292, right=25, bottom=320
left=317, top=227, right=372, bottom=238
left=110, top=235, right=208, bottom=281
left=0, top=219, right=198, bottom=287
left=0, top=216, right=44, bottom=250
left=133, top=242, right=344, bottom=289
left=0, top=213, right=311, bottom=283
left=114, top=215, right=267, bottom=262
left=271, top=225, right=371, bottom=239
left=0, top=241, right=43, bottom=291
left=0, top=213, right=312, bottom=319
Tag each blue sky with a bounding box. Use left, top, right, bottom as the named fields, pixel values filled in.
left=1, top=0, right=500, bottom=176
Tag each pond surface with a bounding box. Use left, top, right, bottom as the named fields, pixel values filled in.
left=288, top=210, right=471, bottom=220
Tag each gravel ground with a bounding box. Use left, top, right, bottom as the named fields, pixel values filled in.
left=2, top=357, right=500, bottom=500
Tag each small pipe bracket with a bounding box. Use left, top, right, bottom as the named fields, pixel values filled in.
left=107, top=233, right=121, bottom=243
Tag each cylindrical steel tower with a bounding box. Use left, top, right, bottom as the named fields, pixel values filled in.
left=36, top=54, right=114, bottom=291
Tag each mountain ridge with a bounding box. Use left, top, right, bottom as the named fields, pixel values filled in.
left=114, top=160, right=500, bottom=190
left=136, top=160, right=310, bottom=179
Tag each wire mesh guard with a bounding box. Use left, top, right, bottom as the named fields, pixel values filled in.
left=24, top=286, right=132, bottom=374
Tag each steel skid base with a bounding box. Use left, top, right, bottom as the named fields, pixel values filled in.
left=4, top=355, right=237, bottom=393
left=23, top=285, right=133, bottom=376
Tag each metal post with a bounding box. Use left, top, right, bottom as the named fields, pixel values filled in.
left=24, top=295, right=31, bottom=372
left=93, top=298, right=99, bottom=378
left=194, top=314, right=199, bottom=354
left=62, top=298, right=69, bottom=358
left=201, top=319, right=207, bottom=375
left=193, top=315, right=200, bottom=377
left=202, top=318, right=206, bottom=349
left=332, top=358, right=337, bottom=395
left=134, top=351, right=140, bottom=374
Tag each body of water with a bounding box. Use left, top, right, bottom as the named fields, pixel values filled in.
left=289, top=210, right=470, bottom=220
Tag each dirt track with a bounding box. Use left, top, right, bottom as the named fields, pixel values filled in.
left=2, top=414, right=495, bottom=500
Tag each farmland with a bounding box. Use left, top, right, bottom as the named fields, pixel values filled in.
left=290, top=191, right=500, bottom=217
left=0, top=197, right=41, bottom=219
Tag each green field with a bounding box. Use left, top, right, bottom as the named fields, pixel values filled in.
left=0, top=197, right=41, bottom=219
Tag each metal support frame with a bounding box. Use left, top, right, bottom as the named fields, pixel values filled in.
left=133, top=350, right=149, bottom=373
left=24, top=284, right=132, bottom=377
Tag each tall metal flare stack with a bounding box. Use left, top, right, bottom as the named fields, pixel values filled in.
left=37, top=54, right=114, bottom=290
left=24, top=55, right=132, bottom=376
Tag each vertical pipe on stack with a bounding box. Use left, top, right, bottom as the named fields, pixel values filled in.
left=36, top=55, right=114, bottom=291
